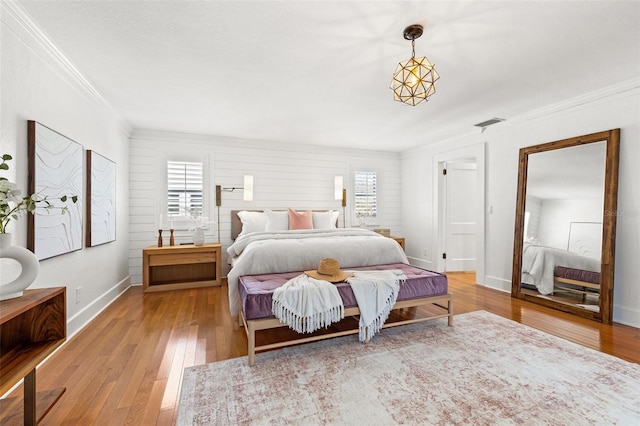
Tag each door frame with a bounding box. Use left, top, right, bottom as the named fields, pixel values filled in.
left=432, top=143, right=486, bottom=284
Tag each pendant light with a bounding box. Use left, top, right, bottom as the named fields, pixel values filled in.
left=390, top=24, right=440, bottom=106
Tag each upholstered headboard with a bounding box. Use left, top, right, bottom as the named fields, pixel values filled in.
left=231, top=210, right=339, bottom=240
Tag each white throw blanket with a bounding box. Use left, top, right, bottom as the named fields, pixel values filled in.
left=271, top=270, right=406, bottom=342
left=272, top=274, right=344, bottom=334
left=227, top=229, right=408, bottom=317
left=346, top=270, right=406, bottom=342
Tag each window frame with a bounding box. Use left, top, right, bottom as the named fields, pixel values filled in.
left=160, top=154, right=210, bottom=230
left=352, top=169, right=379, bottom=227
left=167, top=160, right=204, bottom=218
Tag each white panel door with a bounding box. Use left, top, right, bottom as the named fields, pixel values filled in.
left=444, top=162, right=477, bottom=272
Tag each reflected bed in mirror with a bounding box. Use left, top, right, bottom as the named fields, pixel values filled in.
left=511, top=130, right=620, bottom=324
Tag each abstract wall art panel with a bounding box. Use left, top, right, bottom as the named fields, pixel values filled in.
left=27, top=121, right=83, bottom=260
left=86, top=150, right=116, bottom=246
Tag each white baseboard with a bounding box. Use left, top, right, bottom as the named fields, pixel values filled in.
left=613, top=304, right=640, bottom=329
left=483, top=275, right=512, bottom=293
left=67, top=276, right=131, bottom=338
left=407, top=257, right=434, bottom=270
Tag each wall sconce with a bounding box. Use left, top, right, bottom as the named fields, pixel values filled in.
left=215, top=175, right=254, bottom=204
left=214, top=175, right=254, bottom=242
left=341, top=188, right=347, bottom=228
left=243, top=175, right=253, bottom=202
left=335, top=176, right=346, bottom=227
left=334, top=176, right=343, bottom=200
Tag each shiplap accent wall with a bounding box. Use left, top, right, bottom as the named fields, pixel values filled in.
left=128, top=130, right=402, bottom=284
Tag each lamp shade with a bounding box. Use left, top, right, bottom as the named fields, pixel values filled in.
left=243, top=175, right=253, bottom=201
left=334, top=176, right=343, bottom=200
left=390, top=56, right=439, bottom=106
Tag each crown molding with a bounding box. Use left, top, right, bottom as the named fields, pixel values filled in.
left=401, top=77, right=640, bottom=158
left=510, top=77, right=640, bottom=123
left=1, top=0, right=133, bottom=136
left=131, top=129, right=401, bottom=159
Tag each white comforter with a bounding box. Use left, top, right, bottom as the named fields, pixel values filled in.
left=521, top=244, right=601, bottom=295
left=227, top=228, right=408, bottom=317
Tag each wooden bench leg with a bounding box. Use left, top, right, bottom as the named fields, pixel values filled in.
left=247, top=322, right=256, bottom=366
left=448, top=294, right=454, bottom=326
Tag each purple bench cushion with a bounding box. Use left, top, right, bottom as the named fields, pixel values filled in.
left=554, top=266, right=600, bottom=284
left=238, top=263, right=448, bottom=320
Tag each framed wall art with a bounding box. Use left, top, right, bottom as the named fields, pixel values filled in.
left=27, top=121, right=83, bottom=260
left=86, top=150, right=116, bottom=246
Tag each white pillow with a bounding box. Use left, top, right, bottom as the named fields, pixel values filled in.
left=237, top=211, right=267, bottom=237
left=312, top=210, right=339, bottom=229
left=265, top=209, right=289, bottom=231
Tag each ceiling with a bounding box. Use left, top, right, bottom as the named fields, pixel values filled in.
left=14, top=1, right=640, bottom=152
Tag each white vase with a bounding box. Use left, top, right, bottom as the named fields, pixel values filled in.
left=0, top=233, right=40, bottom=300
left=193, top=226, right=205, bottom=246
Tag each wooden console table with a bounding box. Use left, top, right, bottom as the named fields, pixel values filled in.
left=0, top=287, right=66, bottom=426
left=143, top=243, right=222, bottom=292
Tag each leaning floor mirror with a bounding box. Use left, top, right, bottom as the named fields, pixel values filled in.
left=511, top=129, right=620, bottom=324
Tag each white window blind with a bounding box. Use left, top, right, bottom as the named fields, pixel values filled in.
left=354, top=171, right=377, bottom=218
left=167, top=160, right=203, bottom=217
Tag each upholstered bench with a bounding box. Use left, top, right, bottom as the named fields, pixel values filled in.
left=237, top=263, right=453, bottom=365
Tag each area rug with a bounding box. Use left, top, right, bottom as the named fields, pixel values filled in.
left=176, top=311, right=640, bottom=425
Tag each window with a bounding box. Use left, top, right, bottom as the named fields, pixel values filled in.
left=167, top=160, right=204, bottom=218
left=354, top=171, right=377, bottom=219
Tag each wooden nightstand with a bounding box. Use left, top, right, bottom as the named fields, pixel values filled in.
left=391, top=236, right=405, bottom=251
left=142, top=243, right=222, bottom=292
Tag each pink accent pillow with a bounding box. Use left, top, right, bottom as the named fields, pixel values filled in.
left=288, top=208, right=313, bottom=230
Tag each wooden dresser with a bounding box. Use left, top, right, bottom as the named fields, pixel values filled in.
left=142, top=243, right=222, bottom=292
left=0, top=287, right=66, bottom=425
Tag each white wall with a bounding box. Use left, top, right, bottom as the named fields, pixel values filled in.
left=128, top=130, right=402, bottom=284
left=1, top=3, right=131, bottom=336
left=401, top=79, right=640, bottom=327
left=537, top=198, right=603, bottom=251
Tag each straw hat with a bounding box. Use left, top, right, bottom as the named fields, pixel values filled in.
left=304, top=258, right=353, bottom=283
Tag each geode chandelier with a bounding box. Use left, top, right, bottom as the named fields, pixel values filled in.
left=390, top=24, right=439, bottom=106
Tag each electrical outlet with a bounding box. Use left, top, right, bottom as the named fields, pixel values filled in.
left=75, top=287, right=81, bottom=304
left=423, top=248, right=429, bottom=257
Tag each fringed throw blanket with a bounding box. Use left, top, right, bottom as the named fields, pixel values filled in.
left=272, top=274, right=344, bottom=334
left=346, top=270, right=406, bottom=342
left=272, top=270, right=406, bottom=341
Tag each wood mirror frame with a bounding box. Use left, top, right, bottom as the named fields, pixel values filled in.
left=511, top=129, right=620, bottom=324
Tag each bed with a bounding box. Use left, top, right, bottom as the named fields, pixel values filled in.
left=226, top=209, right=410, bottom=318
left=226, top=210, right=453, bottom=365
left=521, top=243, right=601, bottom=296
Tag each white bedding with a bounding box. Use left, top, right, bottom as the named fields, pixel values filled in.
left=227, top=228, right=408, bottom=317
left=521, top=244, right=601, bottom=295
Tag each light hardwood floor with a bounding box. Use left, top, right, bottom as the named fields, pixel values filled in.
left=2, top=273, right=639, bottom=425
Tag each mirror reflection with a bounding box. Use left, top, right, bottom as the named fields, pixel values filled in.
left=512, top=128, right=619, bottom=324
left=519, top=142, right=606, bottom=312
